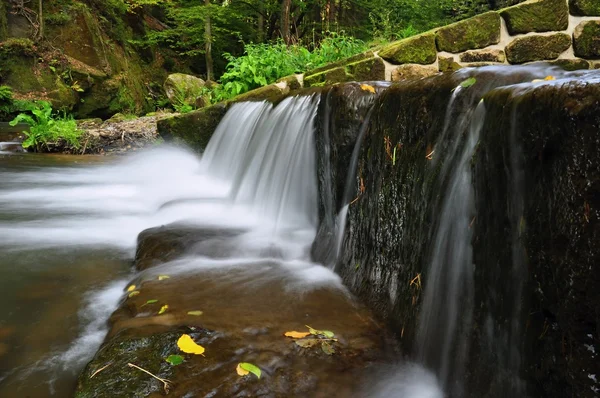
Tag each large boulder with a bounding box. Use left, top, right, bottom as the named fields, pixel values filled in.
left=435, top=12, right=501, bottom=53
left=573, top=21, right=600, bottom=59
left=500, top=0, right=569, bottom=35
left=164, top=73, right=207, bottom=107
left=378, top=33, right=438, bottom=65
left=506, top=33, right=571, bottom=64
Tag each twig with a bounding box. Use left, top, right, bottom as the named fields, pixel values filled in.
left=425, top=149, right=435, bottom=160
left=81, top=136, right=90, bottom=154
left=90, top=362, right=112, bottom=379
left=127, top=363, right=172, bottom=394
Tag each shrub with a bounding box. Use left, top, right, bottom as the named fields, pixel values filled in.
left=9, top=101, right=82, bottom=151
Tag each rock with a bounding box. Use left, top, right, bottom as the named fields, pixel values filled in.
left=460, top=49, right=506, bottom=63
left=163, top=73, right=206, bottom=106
left=304, top=51, right=374, bottom=76
left=391, top=64, right=438, bottom=81
left=501, top=0, right=569, bottom=34
left=569, top=0, right=600, bottom=16
left=76, top=77, right=121, bottom=119
left=378, top=33, right=438, bottom=65
left=506, top=33, right=571, bottom=64
left=304, top=57, right=385, bottom=87
left=277, top=74, right=303, bottom=91
left=546, top=58, right=591, bottom=71
left=347, top=57, right=386, bottom=81
left=573, top=21, right=600, bottom=59
left=438, top=55, right=462, bottom=72
left=157, top=103, right=228, bottom=152
left=435, top=12, right=501, bottom=53
left=231, top=83, right=288, bottom=102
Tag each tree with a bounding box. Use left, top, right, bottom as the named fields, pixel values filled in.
left=281, top=0, right=291, bottom=44
left=205, top=0, right=214, bottom=80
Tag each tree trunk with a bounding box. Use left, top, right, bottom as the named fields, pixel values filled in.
left=204, top=0, right=213, bottom=81
left=281, top=0, right=291, bottom=45
left=37, top=0, right=43, bottom=39
left=257, top=2, right=264, bottom=43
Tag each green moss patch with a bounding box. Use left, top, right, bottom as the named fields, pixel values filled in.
left=435, top=12, right=500, bottom=53
left=304, top=57, right=385, bottom=87
left=506, top=33, right=571, bottom=64
left=546, top=58, right=590, bottom=71
left=379, top=33, right=437, bottom=65
left=347, top=57, right=385, bottom=81
left=501, top=0, right=569, bottom=34
left=573, top=21, right=600, bottom=59
left=569, top=0, right=600, bottom=16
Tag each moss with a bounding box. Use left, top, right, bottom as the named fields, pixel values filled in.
left=347, top=57, right=386, bottom=81
left=75, top=330, right=180, bottom=398
left=501, top=0, right=569, bottom=34
left=435, top=12, right=501, bottom=53
left=379, top=33, right=437, bottom=65
left=276, top=74, right=302, bottom=90
left=569, top=0, right=600, bottom=16
left=304, top=67, right=351, bottom=87
left=506, top=33, right=571, bottom=64
left=0, top=38, right=36, bottom=57
left=438, top=56, right=462, bottom=72
left=230, top=83, right=287, bottom=102
left=157, top=103, right=228, bottom=152
left=573, top=21, right=600, bottom=59
left=305, top=51, right=374, bottom=76
left=545, top=58, right=591, bottom=71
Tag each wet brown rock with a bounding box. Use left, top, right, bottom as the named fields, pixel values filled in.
left=391, top=64, right=438, bottom=82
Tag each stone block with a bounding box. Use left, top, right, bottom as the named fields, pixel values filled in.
left=501, top=0, right=569, bottom=34
left=569, top=0, right=600, bottom=16
left=378, top=33, right=438, bottom=65
left=436, top=12, right=501, bottom=53
left=573, top=21, right=600, bottom=59
left=506, top=33, right=571, bottom=64
left=460, top=49, right=506, bottom=63
left=391, top=64, right=438, bottom=81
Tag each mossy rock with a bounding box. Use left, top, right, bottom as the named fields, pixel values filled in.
left=391, top=64, right=438, bottom=82
left=573, top=21, right=600, bottom=59
left=460, top=49, right=506, bottom=63
left=276, top=74, right=302, bottom=90
left=230, top=83, right=287, bottom=103
left=435, top=12, right=500, bottom=53
left=545, top=58, right=591, bottom=71
left=347, top=57, right=385, bottom=81
left=438, top=55, right=462, bottom=72
left=378, top=33, right=437, bottom=65
left=304, top=66, right=351, bottom=87
left=76, top=77, right=121, bottom=118
left=75, top=330, right=181, bottom=398
left=506, top=33, right=571, bottom=64
left=569, top=0, right=600, bottom=16
left=501, top=0, right=569, bottom=34
left=157, top=103, right=228, bottom=152
left=164, top=73, right=206, bottom=106
left=305, top=51, right=374, bottom=76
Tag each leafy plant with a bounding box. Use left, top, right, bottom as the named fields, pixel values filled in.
left=9, top=101, right=82, bottom=152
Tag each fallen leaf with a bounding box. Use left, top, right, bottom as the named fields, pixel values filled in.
left=544, top=75, right=555, bottom=81
left=305, top=325, right=335, bottom=338
left=321, top=330, right=335, bottom=338
left=295, top=338, right=322, bottom=348
left=187, top=311, right=203, bottom=316
left=236, top=363, right=249, bottom=376
left=141, top=299, right=158, bottom=307
left=238, top=362, right=261, bottom=379
left=177, top=334, right=205, bottom=355
left=321, top=341, right=335, bottom=355
left=128, top=290, right=140, bottom=298
left=127, top=285, right=136, bottom=292
left=459, top=77, right=477, bottom=88
left=284, top=331, right=311, bottom=339
left=360, top=84, right=376, bottom=94
left=158, top=275, right=170, bottom=281
left=165, top=355, right=184, bottom=365
left=158, top=305, right=169, bottom=315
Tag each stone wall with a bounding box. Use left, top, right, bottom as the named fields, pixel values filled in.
left=300, top=0, right=600, bottom=86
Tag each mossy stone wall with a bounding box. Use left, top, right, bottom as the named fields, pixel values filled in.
left=379, top=33, right=438, bottom=65
left=501, top=0, right=569, bottom=34
left=435, top=12, right=501, bottom=53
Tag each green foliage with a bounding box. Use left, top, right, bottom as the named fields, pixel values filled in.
left=9, top=101, right=82, bottom=151
left=216, top=33, right=367, bottom=100
left=0, top=38, right=36, bottom=57
left=45, top=12, right=72, bottom=26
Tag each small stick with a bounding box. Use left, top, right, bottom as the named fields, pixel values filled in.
left=90, top=362, right=112, bottom=378
left=81, top=137, right=90, bottom=154
left=127, top=362, right=172, bottom=393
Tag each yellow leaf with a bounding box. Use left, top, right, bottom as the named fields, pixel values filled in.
left=284, top=331, right=311, bottom=339
left=158, top=275, right=170, bottom=281
left=127, top=285, right=136, bottom=292
left=158, top=305, right=169, bottom=315
left=360, top=84, right=376, bottom=94
left=177, top=334, right=205, bottom=355
left=128, top=290, right=140, bottom=298
left=236, top=363, right=249, bottom=376
left=187, top=311, right=203, bottom=316
left=544, top=75, right=555, bottom=81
